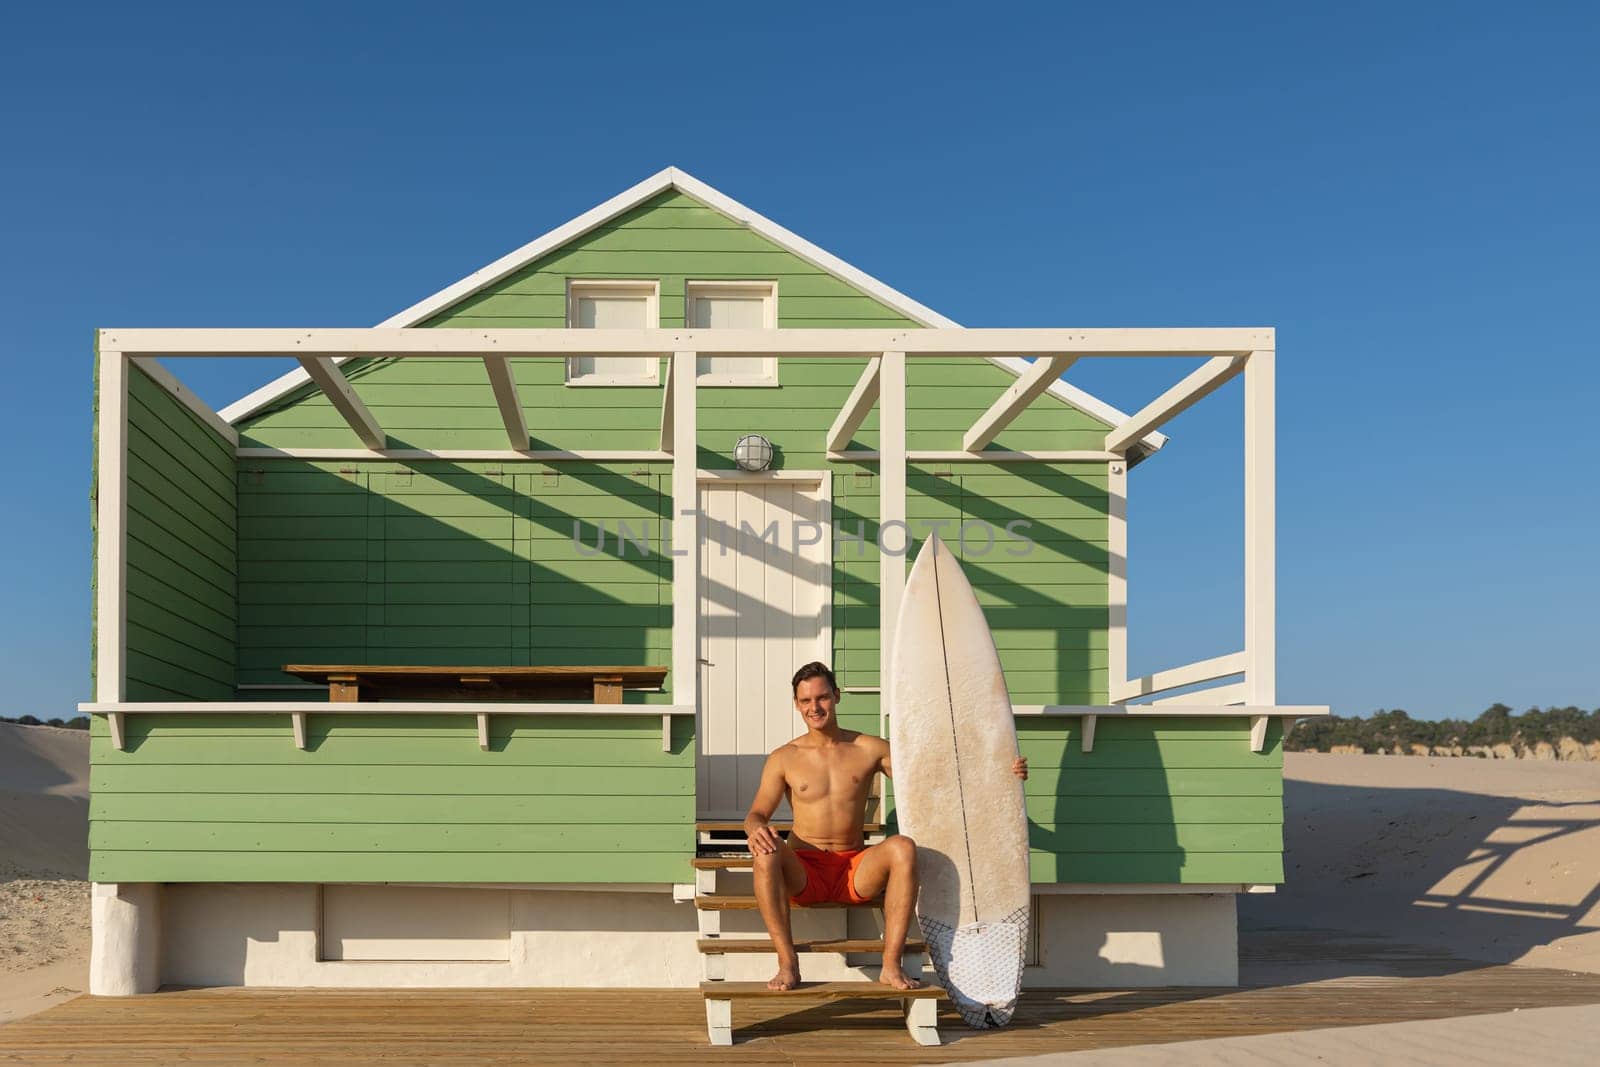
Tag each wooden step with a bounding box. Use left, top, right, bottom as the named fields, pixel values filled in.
left=700, top=980, right=943, bottom=1001
left=692, top=856, right=753, bottom=870
left=697, top=937, right=924, bottom=954
left=696, top=895, right=878, bottom=911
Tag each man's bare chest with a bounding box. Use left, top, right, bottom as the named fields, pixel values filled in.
left=785, top=749, right=876, bottom=802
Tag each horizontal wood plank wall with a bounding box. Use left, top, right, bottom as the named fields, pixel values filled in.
left=88, top=712, right=694, bottom=882
left=125, top=363, right=237, bottom=700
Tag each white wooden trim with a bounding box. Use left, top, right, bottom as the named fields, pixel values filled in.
left=963, top=354, right=1077, bottom=452
left=111, top=327, right=1274, bottom=358
left=107, top=711, right=125, bottom=751
left=482, top=356, right=529, bottom=449
left=213, top=167, right=1176, bottom=453
left=96, top=350, right=127, bottom=705
left=830, top=449, right=1122, bottom=464
left=1105, top=355, right=1248, bottom=453
left=128, top=357, right=239, bottom=444
left=81, top=702, right=697, bottom=715
left=878, top=352, right=907, bottom=739
left=662, top=714, right=673, bottom=753
left=825, top=357, right=880, bottom=452
left=477, top=712, right=491, bottom=751
left=695, top=469, right=824, bottom=483
left=1080, top=713, right=1097, bottom=753
left=1113, top=650, right=1247, bottom=703
left=1244, top=351, right=1276, bottom=705
left=296, top=356, right=385, bottom=449
left=1146, top=681, right=1248, bottom=707
left=1250, top=715, right=1270, bottom=753
left=1106, top=460, right=1127, bottom=700
left=1003, top=704, right=1325, bottom=718
left=685, top=280, right=777, bottom=386
left=818, top=469, right=835, bottom=674
left=565, top=280, right=661, bottom=385
left=236, top=447, right=673, bottom=462
left=291, top=712, right=307, bottom=750
left=671, top=352, right=701, bottom=738
left=658, top=353, right=674, bottom=451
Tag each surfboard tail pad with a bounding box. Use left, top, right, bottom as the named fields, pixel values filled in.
left=918, top=907, right=1028, bottom=1029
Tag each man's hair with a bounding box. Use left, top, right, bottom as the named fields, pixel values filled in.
left=791, top=661, right=840, bottom=697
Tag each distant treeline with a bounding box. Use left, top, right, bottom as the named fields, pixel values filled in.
left=1287, top=704, right=1600, bottom=753
left=1, top=715, right=90, bottom=730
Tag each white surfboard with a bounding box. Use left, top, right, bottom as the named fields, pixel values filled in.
left=889, top=533, right=1030, bottom=1028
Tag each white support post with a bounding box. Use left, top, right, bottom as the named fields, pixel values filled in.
left=963, top=354, right=1076, bottom=452
left=879, top=352, right=907, bottom=736
left=1105, top=355, right=1248, bottom=453
left=705, top=997, right=733, bottom=1046
left=659, top=353, right=675, bottom=451
left=1243, top=350, right=1276, bottom=705
left=672, top=353, right=700, bottom=741
left=482, top=356, right=529, bottom=449
left=1106, top=460, right=1127, bottom=701
left=96, top=349, right=128, bottom=714
left=826, top=356, right=881, bottom=451
left=296, top=356, right=386, bottom=449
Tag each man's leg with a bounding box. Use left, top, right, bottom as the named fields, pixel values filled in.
left=751, top=837, right=808, bottom=990
left=850, top=834, right=921, bottom=990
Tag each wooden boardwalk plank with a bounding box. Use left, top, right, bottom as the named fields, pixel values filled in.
left=6, top=939, right=1600, bottom=1064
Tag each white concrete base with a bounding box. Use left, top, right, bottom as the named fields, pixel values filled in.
left=134, top=883, right=1240, bottom=990
left=90, top=883, right=162, bottom=995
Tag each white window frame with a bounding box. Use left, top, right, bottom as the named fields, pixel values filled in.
left=686, top=280, right=779, bottom=387
left=565, top=279, right=661, bottom=386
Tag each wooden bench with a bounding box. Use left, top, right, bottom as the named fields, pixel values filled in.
left=282, top=664, right=668, bottom=704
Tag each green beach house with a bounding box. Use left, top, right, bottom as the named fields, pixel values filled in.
left=85, top=168, right=1323, bottom=1005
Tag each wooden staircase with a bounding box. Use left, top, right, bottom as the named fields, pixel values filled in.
left=692, top=820, right=942, bottom=1046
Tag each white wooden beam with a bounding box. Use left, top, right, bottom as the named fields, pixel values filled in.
left=1105, top=355, right=1248, bottom=453
left=236, top=447, right=672, bottom=462
left=1112, top=650, right=1248, bottom=704
left=1106, top=460, right=1127, bottom=702
left=963, top=355, right=1077, bottom=452
left=103, top=327, right=1275, bottom=358
left=1146, top=681, right=1248, bottom=707
left=879, top=352, right=907, bottom=738
left=829, top=449, right=1121, bottom=464
left=659, top=354, right=675, bottom=451
left=96, top=349, right=127, bottom=708
left=128, top=357, right=239, bottom=444
left=291, top=712, right=307, bottom=750
left=1250, top=715, right=1271, bottom=752
left=482, top=356, right=529, bottom=449
left=82, top=702, right=698, bottom=716
left=1080, top=714, right=1097, bottom=753
left=477, top=712, right=491, bottom=751
left=671, top=352, right=700, bottom=736
left=295, top=356, right=385, bottom=449
left=826, top=357, right=880, bottom=451
left=107, top=712, right=126, bottom=751
left=1244, top=350, right=1276, bottom=705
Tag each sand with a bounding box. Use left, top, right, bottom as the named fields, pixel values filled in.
left=1241, top=752, right=1600, bottom=973
left=1, top=732, right=1597, bottom=1035
left=0, top=722, right=90, bottom=1024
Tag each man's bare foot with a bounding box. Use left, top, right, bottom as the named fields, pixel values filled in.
left=767, top=965, right=801, bottom=991
left=879, top=964, right=922, bottom=990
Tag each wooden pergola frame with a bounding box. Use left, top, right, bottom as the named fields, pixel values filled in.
left=90, top=327, right=1323, bottom=756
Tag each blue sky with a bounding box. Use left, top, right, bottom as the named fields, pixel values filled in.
left=2, top=2, right=1594, bottom=720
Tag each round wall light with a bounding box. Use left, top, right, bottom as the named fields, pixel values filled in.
left=734, top=434, right=774, bottom=471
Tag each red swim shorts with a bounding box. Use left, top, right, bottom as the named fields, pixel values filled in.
left=790, top=847, right=872, bottom=906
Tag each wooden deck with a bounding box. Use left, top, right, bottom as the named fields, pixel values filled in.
left=6, top=932, right=1600, bottom=1064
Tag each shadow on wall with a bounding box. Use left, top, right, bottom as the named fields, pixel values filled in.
left=1240, top=775, right=1600, bottom=971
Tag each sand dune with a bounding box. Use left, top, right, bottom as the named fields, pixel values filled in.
left=0, top=722, right=90, bottom=1023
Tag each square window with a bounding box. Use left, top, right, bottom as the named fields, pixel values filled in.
left=687, top=281, right=777, bottom=386
left=566, top=280, right=660, bottom=385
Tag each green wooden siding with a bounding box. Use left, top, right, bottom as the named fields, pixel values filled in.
left=89, top=187, right=1286, bottom=887
left=88, top=712, right=694, bottom=883
left=125, top=364, right=237, bottom=700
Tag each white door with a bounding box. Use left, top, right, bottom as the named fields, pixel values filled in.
left=696, top=478, right=830, bottom=819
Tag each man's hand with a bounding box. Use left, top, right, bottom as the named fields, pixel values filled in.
left=1012, top=755, right=1028, bottom=780
left=746, top=819, right=784, bottom=856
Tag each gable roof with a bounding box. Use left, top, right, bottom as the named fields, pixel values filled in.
left=218, top=166, right=1165, bottom=455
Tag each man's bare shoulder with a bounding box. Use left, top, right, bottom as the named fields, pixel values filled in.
left=853, top=732, right=889, bottom=754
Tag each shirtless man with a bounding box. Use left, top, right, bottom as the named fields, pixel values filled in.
left=744, top=660, right=1027, bottom=991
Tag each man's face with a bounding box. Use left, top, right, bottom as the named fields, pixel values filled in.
left=794, top=676, right=839, bottom=731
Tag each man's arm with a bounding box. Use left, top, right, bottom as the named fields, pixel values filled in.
left=744, top=750, right=789, bottom=856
